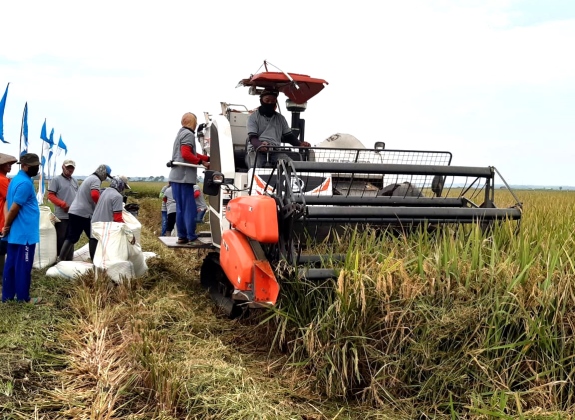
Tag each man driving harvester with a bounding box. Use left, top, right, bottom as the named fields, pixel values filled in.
left=245, top=90, right=310, bottom=168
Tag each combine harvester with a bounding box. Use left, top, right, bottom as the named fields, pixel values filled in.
left=163, top=61, right=523, bottom=318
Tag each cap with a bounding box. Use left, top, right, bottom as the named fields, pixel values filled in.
left=17, top=153, right=41, bottom=166
left=260, top=90, right=279, bottom=98
left=119, top=175, right=131, bottom=190
left=110, top=175, right=130, bottom=193
left=105, top=165, right=112, bottom=175
left=0, top=153, right=18, bottom=165
left=63, top=159, right=76, bottom=168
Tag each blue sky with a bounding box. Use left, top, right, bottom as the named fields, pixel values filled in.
left=1, top=0, right=574, bottom=186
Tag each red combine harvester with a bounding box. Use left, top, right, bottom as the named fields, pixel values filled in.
left=163, top=61, right=523, bottom=318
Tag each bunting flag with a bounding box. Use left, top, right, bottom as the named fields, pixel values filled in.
left=0, top=83, right=9, bottom=144
left=20, top=102, right=28, bottom=156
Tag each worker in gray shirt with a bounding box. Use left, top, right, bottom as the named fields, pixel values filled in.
left=168, top=112, right=210, bottom=245
left=194, top=184, right=207, bottom=222
left=48, top=159, right=79, bottom=255
left=59, top=164, right=112, bottom=261
left=163, top=184, right=177, bottom=236
left=245, top=90, right=310, bottom=168
left=159, top=183, right=169, bottom=236
left=89, top=176, right=129, bottom=260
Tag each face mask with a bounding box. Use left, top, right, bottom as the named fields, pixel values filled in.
left=26, top=166, right=40, bottom=177
left=259, top=103, right=276, bottom=117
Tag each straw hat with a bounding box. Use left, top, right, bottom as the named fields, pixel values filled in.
left=0, top=153, right=18, bottom=165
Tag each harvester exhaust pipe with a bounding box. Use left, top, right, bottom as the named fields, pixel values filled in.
left=286, top=99, right=307, bottom=143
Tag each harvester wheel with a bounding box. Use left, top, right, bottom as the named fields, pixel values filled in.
left=200, top=252, right=245, bottom=319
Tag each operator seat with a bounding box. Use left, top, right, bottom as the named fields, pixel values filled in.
left=228, top=109, right=250, bottom=172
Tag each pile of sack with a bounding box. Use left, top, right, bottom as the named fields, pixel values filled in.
left=38, top=205, right=156, bottom=283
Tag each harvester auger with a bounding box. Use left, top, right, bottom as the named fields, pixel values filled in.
left=161, top=61, right=523, bottom=318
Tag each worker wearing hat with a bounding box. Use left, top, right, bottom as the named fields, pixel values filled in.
left=89, top=175, right=131, bottom=258
left=59, top=163, right=112, bottom=262
left=0, top=153, right=18, bottom=278
left=245, top=89, right=310, bottom=168
left=48, top=159, right=79, bottom=255
left=2, top=153, right=42, bottom=304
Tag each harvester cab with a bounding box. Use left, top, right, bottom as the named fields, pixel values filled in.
left=168, top=61, right=523, bottom=318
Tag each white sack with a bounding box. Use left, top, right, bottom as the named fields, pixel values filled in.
left=46, top=261, right=94, bottom=279
left=127, top=242, right=148, bottom=277
left=73, top=243, right=91, bottom=262
left=33, top=206, right=57, bottom=269
left=104, top=261, right=135, bottom=284
left=143, top=252, right=157, bottom=261
left=91, top=221, right=148, bottom=283
left=122, top=208, right=141, bottom=244
left=91, top=222, right=131, bottom=268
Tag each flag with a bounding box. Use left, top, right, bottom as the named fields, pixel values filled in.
left=36, top=160, right=46, bottom=203
left=46, top=128, right=54, bottom=178
left=57, top=135, right=67, bottom=155
left=40, top=119, right=50, bottom=143
left=20, top=102, right=28, bottom=156
left=0, top=83, right=9, bottom=144
left=38, top=121, right=53, bottom=202
left=38, top=119, right=50, bottom=171
left=53, top=135, right=67, bottom=176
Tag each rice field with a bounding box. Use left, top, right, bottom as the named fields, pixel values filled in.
left=1, top=184, right=574, bottom=419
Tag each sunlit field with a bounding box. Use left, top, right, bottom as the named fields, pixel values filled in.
left=1, top=187, right=574, bottom=419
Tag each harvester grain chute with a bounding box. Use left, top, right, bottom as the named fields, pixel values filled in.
left=161, top=61, right=523, bottom=318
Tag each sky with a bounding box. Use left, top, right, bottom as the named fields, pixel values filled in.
left=1, top=0, right=574, bottom=186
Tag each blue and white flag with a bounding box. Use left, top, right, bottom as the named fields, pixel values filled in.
left=0, top=83, right=9, bottom=144
left=57, top=135, right=67, bottom=155
left=20, top=102, right=28, bottom=156
left=40, top=119, right=50, bottom=143
left=53, top=135, right=67, bottom=176
left=36, top=158, right=46, bottom=203
left=46, top=128, right=54, bottom=178
left=37, top=121, right=53, bottom=203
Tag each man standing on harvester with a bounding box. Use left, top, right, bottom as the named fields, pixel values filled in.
left=168, top=112, right=210, bottom=245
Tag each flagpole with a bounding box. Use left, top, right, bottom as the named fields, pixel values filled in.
left=18, top=102, right=26, bottom=158
left=37, top=119, right=49, bottom=203
left=39, top=144, right=45, bottom=199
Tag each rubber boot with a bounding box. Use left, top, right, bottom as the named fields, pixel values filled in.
left=59, top=240, right=75, bottom=262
